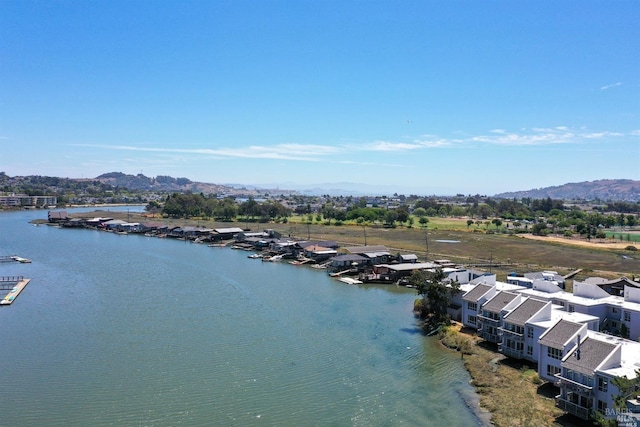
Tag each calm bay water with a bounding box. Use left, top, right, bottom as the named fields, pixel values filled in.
left=0, top=208, right=486, bottom=426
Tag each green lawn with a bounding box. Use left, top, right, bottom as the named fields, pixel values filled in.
left=605, top=231, right=640, bottom=243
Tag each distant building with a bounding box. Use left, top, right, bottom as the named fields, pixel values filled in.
left=2, top=194, right=57, bottom=208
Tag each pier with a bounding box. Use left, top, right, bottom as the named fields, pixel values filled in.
left=0, top=276, right=31, bottom=305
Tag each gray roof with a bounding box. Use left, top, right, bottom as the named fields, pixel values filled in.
left=539, top=320, right=583, bottom=349
left=331, top=254, right=367, bottom=262
left=563, top=337, right=617, bottom=376
left=482, top=291, right=518, bottom=313
left=383, top=262, right=438, bottom=272
left=343, top=245, right=388, bottom=254
left=463, top=284, right=493, bottom=302
left=214, top=227, right=244, bottom=234
left=503, top=298, right=548, bottom=326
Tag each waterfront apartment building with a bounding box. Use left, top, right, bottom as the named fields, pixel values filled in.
left=0, top=194, right=57, bottom=207
left=554, top=332, right=640, bottom=422
left=459, top=275, right=640, bottom=423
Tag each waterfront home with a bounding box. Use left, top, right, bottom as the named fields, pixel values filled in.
left=477, top=291, right=523, bottom=344
left=398, top=253, right=418, bottom=263
left=340, top=245, right=391, bottom=265
left=169, top=226, right=213, bottom=239
left=302, top=245, right=337, bottom=263
left=212, top=227, right=245, bottom=241
left=47, top=210, right=68, bottom=222
left=499, top=298, right=550, bottom=360
left=462, top=283, right=495, bottom=329
left=329, top=254, right=367, bottom=271
left=368, top=262, right=439, bottom=284
left=268, top=239, right=297, bottom=256
left=515, top=279, right=640, bottom=341
left=555, top=333, right=640, bottom=422
left=101, top=219, right=128, bottom=230
left=538, top=319, right=587, bottom=383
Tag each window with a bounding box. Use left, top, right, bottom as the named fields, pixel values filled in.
left=612, top=307, right=619, bottom=314
left=467, top=302, right=477, bottom=311
left=527, top=346, right=533, bottom=356
left=546, top=365, right=561, bottom=377
left=467, top=315, right=477, bottom=325
left=527, top=327, right=534, bottom=338
left=611, top=321, right=618, bottom=329
left=548, top=347, right=562, bottom=360
left=597, top=400, right=607, bottom=414
left=568, top=305, right=575, bottom=313
left=598, top=376, right=608, bottom=392
left=624, top=311, right=631, bottom=322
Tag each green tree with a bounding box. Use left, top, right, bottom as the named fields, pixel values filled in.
left=413, top=207, right=427, bottom=218
left=410, top=268, right=460, bottom=327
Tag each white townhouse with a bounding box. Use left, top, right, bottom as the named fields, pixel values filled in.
left=461, top=283, right=495, bottom=329
left=538, top=319, right=588, bottom=383
left=527, top=309, right=599, bottom=365
left=516, top=278, right=640, bottom=342
left=555, top=332, right=640, bottom=422
left=477, top=291, right=523, bottom=344
left=499, top=297, right=550, bottom=361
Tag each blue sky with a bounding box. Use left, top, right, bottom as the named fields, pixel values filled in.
left=1, top=1, right=638, bottom=195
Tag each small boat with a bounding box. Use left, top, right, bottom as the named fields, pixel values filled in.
left=248, top=253, right=263, bottom=259
left=337, top=277, right=363, bottom=285
left=262, top=255, right=283, bottom=262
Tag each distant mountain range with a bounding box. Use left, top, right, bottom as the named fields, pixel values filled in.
left=495, top=179, right=640, bottom=202
left=3, top=172, right=638, bottom=201
left=94, top=173, right=296, bottom=196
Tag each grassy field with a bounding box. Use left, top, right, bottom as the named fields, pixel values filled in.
left=605, top=231, right=640, bottom=243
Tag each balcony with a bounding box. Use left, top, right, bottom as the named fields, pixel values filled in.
left=556, top=396, right=591, bottom=420
left=479, top=331, right=499, bottom=343
left=500, top=345, right=524, bottom=360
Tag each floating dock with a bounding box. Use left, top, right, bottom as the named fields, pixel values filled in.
left=0, top=255, right=32, bottom=263
left=0, top=277, right=31, bottom=305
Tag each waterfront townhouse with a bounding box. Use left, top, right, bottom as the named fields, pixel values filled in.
left=538, top=319, right=587, bottom=383
left=499, top=297, right=550, bottom=360
left=555, top=333, right=640, bottom=422
left=461, top=283, right=495, bottom=329
left=517, top=278, right=640, bottom=342
left=477, top=291, right=523, bottom=344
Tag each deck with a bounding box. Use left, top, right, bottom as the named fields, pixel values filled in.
left=0, top=278, right=31, bottom=305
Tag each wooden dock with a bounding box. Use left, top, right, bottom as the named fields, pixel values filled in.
left=0, top=278, right=31, bottom=305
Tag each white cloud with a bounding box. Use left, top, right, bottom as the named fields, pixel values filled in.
left=600, top=82, right=623, bottom=90
left=71, top=127, right=633, bottom=168
left=366, top=141, right=423, bottom=151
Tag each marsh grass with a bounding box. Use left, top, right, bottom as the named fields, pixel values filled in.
left=441, top=324, right=584, bottom=427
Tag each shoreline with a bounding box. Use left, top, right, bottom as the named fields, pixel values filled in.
left=437, top=324, right=579, bottom=427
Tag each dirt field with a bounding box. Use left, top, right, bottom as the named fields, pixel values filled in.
left=519, top=234, right=638, bottom=250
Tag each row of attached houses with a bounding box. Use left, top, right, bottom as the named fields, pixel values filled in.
left=458, top=274, right=640, bottom=422
left=1, top=194, right=57, bottom=208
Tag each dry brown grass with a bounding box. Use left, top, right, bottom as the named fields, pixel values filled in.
left=441, top=325, right=586, bottom=427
